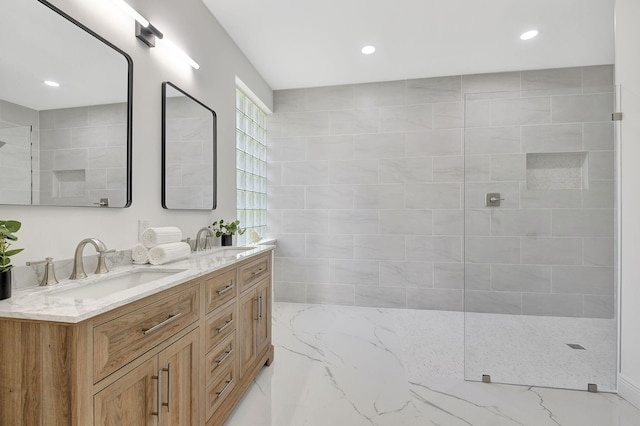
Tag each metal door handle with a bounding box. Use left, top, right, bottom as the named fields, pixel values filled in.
left=151, top=373, right=162, bottom=420
left=161, top=365, right=172, bottom=412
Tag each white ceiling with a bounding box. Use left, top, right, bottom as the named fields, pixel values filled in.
left=0, top=1, right=128, bottom=111
left=202, top=0, right=615, bottom=90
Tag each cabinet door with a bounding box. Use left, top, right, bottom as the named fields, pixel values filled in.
left=256, top=279, right=271, bottom=356
left=239, top=289, right=257, bottom=377
left=94, top=357, right=159, bottom=426
left=158, top=329, right=199, bottom=426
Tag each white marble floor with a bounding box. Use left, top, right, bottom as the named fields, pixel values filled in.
left=225, top=303, right=640, bottom=426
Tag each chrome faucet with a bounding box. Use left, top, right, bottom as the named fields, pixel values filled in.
left=70, top=238, right=108, bottom=280
left=194, top=227, right=214, bottom=252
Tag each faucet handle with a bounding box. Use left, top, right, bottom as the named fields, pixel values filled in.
left=95, top=249, right=116, bottom=275
left=182, top=237, right=194, bottom=252
left=26, top=257, right=59, bottom=286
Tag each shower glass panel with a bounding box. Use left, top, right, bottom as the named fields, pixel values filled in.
left=463, top=84, right=618, bottom=391
left=0, top=125, right=32, bottom=204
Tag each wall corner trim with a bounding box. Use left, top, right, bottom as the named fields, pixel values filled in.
left=618, top=374, right=640, bottom=409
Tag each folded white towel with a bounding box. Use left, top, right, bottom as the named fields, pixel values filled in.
left=131, top=244, right=149, bottom=264
left=148, top=242, right=191, bottom=265
left=141, top=226, right=183, bottom=248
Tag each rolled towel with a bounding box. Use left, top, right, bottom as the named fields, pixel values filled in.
left=131, top=244, right=149, bottom=264
left=141, top=226, right=183, bottom=248
left=148, top=242, right=191, bottom=265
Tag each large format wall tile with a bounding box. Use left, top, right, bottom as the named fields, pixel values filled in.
left=306, top=283, right=355, bottom=305
left=465, top=291, right=522, bottom=315
left=491, top=264, right=551, bottom=293
left=407, top=76, right=462, bottom=104
left=551, top=93, right=614, bottom=123
left=270, top=65, right=615, bottom=317
left=379, top=261, right=434, bottom=287
left=405, top=129, right=462, bottom=156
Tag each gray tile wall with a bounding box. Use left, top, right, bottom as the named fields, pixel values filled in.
left=164, top=96, right=215, bottom=209
left=268, top=65, right=615, bottom=318
left=39, top=103, right=127, bottom=206
left=0, top=100, right=38, bottom=204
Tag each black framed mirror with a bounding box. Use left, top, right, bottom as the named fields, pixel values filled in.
left=0, top=0, right=133, bottom=207
left=162, top=82, right=217, bottom=210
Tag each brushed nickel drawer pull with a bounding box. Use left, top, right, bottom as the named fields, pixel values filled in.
left=216, top=284, right=234, bottom=295
left=251, top=267, right=265, bottom=276
left=216, top=349, right=234, bottom=366
left=216, top=379, right=233, bottom=399
left=216, top=319, right=234, bottom=333
left=143, top=313, right=182, bottom=335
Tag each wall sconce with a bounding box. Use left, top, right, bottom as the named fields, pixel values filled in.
left=135, top=21, right=163, bottom=47
left=107, top=0, right=200, bottom=69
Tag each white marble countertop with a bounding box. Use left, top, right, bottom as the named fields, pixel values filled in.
left=0, top=245, right=275, bottom=324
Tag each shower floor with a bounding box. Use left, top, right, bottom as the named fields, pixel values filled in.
left=225, top=302, right=629, bottom=426
left=464, top=312, right=617, bottom=391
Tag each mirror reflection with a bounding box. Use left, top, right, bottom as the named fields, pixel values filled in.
left=0, top=0, right=132, bottom=207
left=162, top=82, right=217, bottom=210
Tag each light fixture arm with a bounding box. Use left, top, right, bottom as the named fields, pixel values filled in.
left=136, top=21, right=163, bottom=47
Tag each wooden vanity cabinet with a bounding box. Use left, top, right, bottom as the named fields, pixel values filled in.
left=94, top=328, right=198, bottom=426
left=0, top=250, right=274, bottom=426
left=239, top=277, right=271, bottom=377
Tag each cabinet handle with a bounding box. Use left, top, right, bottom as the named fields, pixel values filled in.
left=216, top=379, right=233, bottom=399
left=251, top=267, right=265, bottom=276
left=143, top=313, right=182, bottom=335
left=151, top=373, right=162, bottom=420
left=216, top=284, right=234, bottom=295
left=254, top=298, right=259, bottom=321
left=216, top=349, right=233, bottom=366
left=216, top=319, right=234, bottom=333
left=162, top=364, right=172, bottom=412
left=258, top=294, right=263, bottom=320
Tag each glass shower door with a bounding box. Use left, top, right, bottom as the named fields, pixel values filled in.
left=463, top=81, right=618, bottom=391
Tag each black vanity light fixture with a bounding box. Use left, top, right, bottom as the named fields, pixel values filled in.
left=107, top=0, right=200, bottom=69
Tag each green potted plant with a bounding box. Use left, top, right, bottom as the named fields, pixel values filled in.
left=0, top=220, right=23, bottom=300
left=210, top=219, right=245, bottom=246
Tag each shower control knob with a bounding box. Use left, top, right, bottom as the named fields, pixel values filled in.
left=486, top=193, right=505, bottom=207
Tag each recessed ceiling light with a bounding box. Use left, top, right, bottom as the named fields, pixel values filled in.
left=520, top=30, right=539, bottom=41
left=44, top=80, right=60, bottom=87
left=361, top=45, right=376, bottom=55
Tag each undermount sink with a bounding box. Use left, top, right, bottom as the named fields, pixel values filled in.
left=48, top=269, right=186, bottom=299
left=210, top=246, right=253, bottom=260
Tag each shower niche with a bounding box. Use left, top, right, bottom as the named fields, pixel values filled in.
left=526, top=152, right=589, bottom=190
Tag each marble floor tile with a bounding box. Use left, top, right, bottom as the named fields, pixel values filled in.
left=225, top=303, right=638, bottom=426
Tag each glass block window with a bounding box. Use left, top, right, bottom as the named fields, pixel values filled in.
left=236, top=88, right=267, bottom=245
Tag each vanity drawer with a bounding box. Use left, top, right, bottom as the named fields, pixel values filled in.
left=205, top=331, right=236, bottom=386
left=205, top=303, right=236, bottom=353
left=205, top=270, right=237, bottom=314
left=93, top=285, right=199, bottom=382
left=238, top=254, right=270, bottom=293
left=205, top=363, right=237, bottom=421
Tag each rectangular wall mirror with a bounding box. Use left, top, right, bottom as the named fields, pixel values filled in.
left=0, top=0, right=132, bottom=207
left=162, top=82, right=217, bottom=210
